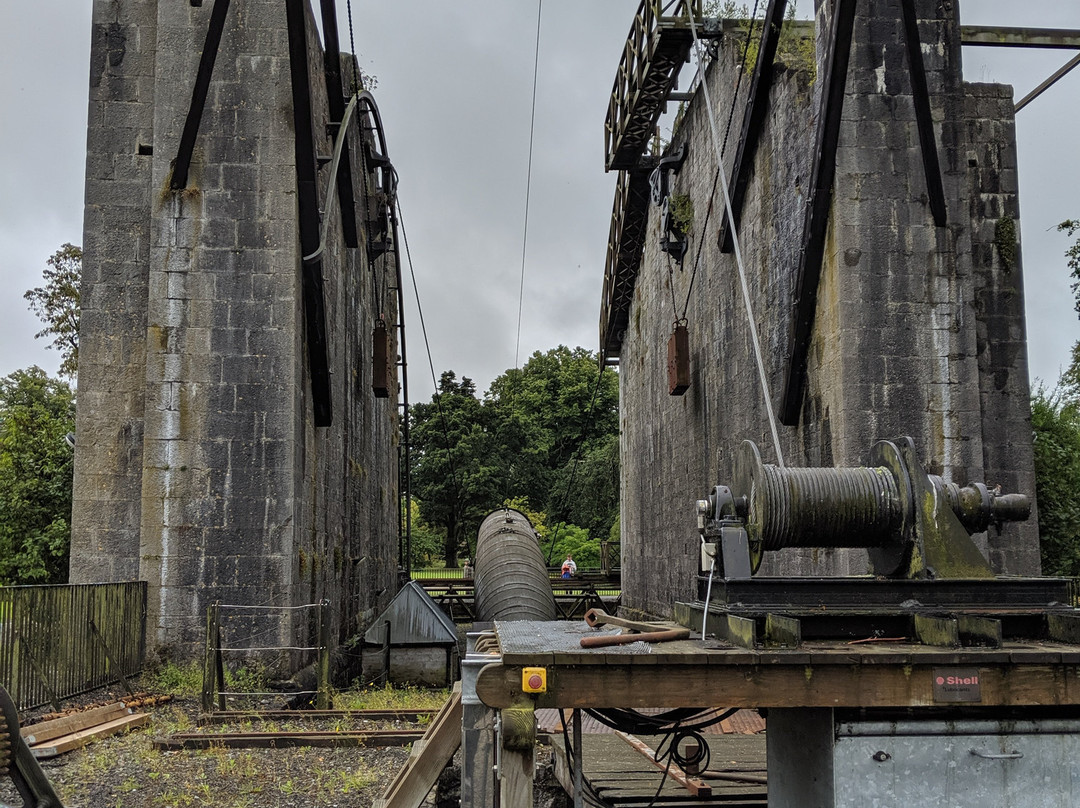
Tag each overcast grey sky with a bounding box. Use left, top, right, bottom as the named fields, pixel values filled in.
left=0, top=1, right=1076, bottom=403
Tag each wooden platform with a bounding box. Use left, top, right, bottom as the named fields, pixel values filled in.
left=476, top=620, right=1080, bottom=711
left=551, top=733, right=767, bottom=807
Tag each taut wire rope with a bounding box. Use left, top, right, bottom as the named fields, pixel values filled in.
left=396, top=200, right=474, bottom=560
left=514, top=0, right=544, bottom=370
left=685, top=3, right=786, bottom=467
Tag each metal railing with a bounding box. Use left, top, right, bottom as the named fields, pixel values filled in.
left=0, top=581, right=147, bottom=712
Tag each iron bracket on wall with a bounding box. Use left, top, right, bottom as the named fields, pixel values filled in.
left=285, top=0, right=333, bottom=426
left=778, top=2, right=948, bottom=425
left=778, top=0, right=856, bottom=426
left=318, top=0, right=359, bottom=248
left=652, top=145, right=690, bottom=262
left=171, top=0, right=233, bottom=190
left=716, top=0, right=789, bottom=254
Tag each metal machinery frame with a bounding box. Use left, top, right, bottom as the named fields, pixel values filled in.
left=465, top=441, right=1080, bottom=805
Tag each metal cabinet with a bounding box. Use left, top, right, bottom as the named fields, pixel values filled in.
left=833, top=719, right=1080, bottom=808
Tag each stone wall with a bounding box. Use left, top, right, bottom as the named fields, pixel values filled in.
left=72, top=0, right=400, bottom=659
left=617, top=0, right=1039, bottom=619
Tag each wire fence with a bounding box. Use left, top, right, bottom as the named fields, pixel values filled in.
left=202, top=600, right=331, bottom=712
left=0, top=581, right=147, bottom=712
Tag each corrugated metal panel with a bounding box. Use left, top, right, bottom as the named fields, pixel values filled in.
left=363, top=581, right=457, bottom=646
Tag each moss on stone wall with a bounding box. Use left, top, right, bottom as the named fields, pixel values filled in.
left=995, top=216, right=1017, bottom=271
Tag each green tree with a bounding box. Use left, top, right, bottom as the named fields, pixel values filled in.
left=540, top=522, right=600, bottom=570
left=1032, top=220, right=1080, bottom=575
left=402, top=496, right=445, bottom=567
left=24, top=244, right=81, bottom=379
left=408, top=348, right=620, bottom=567
left=1031, top=388, right=1080, bottom=576
left=409, top=372, right=501, bottom=567
left=0, top=367, right=76, bottom=584
left=487, top=346, right=620, bottom=534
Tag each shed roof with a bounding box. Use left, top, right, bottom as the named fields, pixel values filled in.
left=363, top=580, right=458, bottom=646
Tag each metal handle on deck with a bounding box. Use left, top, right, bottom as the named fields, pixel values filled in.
left=970, top=749, right=1023, bottom=760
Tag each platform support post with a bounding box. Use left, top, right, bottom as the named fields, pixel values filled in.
left=766, top=708, right=835, bottom=807
left=462, top=632, right=497, bottom=808
left=498, top=700, right=536, bottom=808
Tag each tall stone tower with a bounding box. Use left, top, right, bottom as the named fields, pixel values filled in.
left=605, top=0, right=1040, bottom=618
left=72, top=0, right=400, bottom=658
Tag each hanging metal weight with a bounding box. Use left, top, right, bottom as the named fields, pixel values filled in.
left=699, top=437, right=1031, bottom=578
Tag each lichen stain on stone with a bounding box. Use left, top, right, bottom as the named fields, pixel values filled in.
left=148, top=324, right=167, bottom=355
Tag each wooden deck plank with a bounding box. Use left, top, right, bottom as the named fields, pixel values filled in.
left=478, top=657, right=1080, bottom=710
left=30, top=712, right=149, bottom=758
left=552, top=732, right=767, bottom=807
left=21, top=702, right=130, bottom=744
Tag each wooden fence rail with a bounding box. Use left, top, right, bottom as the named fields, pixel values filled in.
left=0, top=581, right=147, bottom=712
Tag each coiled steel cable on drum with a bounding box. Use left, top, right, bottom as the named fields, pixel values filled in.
left=473, top=508, right=557, bottom=622
left=753, top=463, right=902, bottom=550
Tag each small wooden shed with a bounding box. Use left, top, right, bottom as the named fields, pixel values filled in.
left=362, top=581, right=459, bottom=686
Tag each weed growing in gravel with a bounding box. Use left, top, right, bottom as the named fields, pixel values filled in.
left=156, top=704, right=195, bottom=734
left=334, top=683, right=449, bottom=710
left=339, top=765, right=376, bottom=793
left=146, top=662, right=203, bottom=697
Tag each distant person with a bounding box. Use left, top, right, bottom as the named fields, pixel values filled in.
left=561, top=555, right=577, bottom=579
left=462, top=559, right=473, bottom=580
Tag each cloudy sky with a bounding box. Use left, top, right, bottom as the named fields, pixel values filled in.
left=1, top=1, right=1077, bottom=403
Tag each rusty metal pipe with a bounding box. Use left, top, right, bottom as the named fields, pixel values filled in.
left=580, top=627, right=690, bottom=648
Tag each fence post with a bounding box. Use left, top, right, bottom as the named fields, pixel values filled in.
left=214, top=604, right=226, bottom=711
left=381, top=620, right=392, bottom=686
left=316, top=600, right=331, bottom=709
left=201, top=603, right=215, bottom=713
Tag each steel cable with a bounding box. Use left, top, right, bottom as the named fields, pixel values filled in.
left=685, top=4, right=786, bottom=467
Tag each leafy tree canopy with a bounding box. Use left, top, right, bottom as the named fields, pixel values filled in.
left=0, top=367, right=76, bottom=584
left=25, top=244, right=81, bottom=380
left=402, top=497, right=446, bottom=567
left=1032, top=387, right=1080, bottom=576
left=407, top=347, right=619, bottom=567
left=1032, top=221, right=1080, bottom=575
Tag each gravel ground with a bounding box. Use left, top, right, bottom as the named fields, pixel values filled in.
left=2, top=690, right=410, bottom=808
left=1, top=687, right=570, bottom=808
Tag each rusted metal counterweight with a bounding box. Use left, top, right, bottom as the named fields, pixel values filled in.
left=698, top=437, right=1031, bottom=578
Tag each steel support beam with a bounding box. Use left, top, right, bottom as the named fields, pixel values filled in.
left=960, top=25, right=1080, bottom=49
left=171, top=0, right=232, bottom=190
left=285, top=0, right=333, bottom=426
left=717, top=0, right=789, bottom=254
left=900, top=0, right=946, bottom=227
left=1015, top=51, right=1080, bottom=112
left=778, top=0, right=856, bottom=426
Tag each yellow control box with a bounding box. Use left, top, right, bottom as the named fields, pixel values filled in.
left=522, top=667, right=547, bottom=693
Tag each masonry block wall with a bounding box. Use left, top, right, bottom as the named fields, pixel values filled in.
left=73, top=0, right=399, bottom=659
left=618, top=0, right=1039, bottom=619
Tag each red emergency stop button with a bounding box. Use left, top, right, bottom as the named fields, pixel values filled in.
left=522, top=666, right=547, bottom=693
